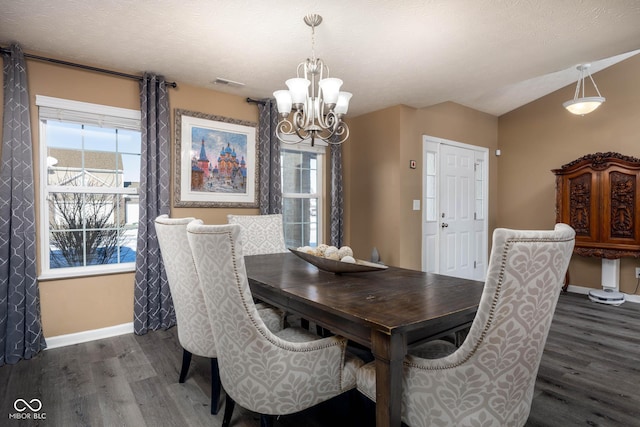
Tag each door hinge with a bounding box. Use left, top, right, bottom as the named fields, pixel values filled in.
left=474, top=261, right=477, bottom=269
left=474, top=212, right=477, bottom=220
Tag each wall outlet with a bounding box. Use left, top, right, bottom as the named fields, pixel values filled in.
left=635, top=267, right=640, bottom=279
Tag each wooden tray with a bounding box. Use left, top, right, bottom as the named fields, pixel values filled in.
left=289, top=248, right=388, bottom=274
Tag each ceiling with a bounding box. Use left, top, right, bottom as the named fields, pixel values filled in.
left=1, top=0, right=640, bottom=117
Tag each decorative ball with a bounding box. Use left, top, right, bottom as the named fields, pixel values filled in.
left=341, top=255, right=356, bottom=263
left=324, top=246, right=339, bottom=258
left=298, top=246, right=317, bottom=255
left=337, top=246, right=353, bottom=259
left=316, top=244, right=329, bottom=256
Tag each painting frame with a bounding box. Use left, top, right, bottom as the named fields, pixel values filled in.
left=174, top=109, right=259, bottom=208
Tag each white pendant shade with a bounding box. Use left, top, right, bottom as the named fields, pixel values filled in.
left=563, top=96, right=605, bottom=115
left=318, top=78, right=343, bottom=105
left=273, top=90, right=292, bottom=115
left=335, top=92, right=352, bottom=115
left=286, top=78, right=310, bottom=105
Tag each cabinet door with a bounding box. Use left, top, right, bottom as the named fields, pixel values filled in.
left=559, top=170, right=600, bottom=243
left=602, top=167, right=640, bottom=246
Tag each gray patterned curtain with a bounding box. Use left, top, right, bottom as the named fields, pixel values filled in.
left=0, top=44, right=46, bottom=365
left=258, top=100, right=282, bottom=214
left=330, top=143, right=344, bottom=247
left=133, top=73, right=173, bottom=334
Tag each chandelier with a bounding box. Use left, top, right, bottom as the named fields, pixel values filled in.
left=563, top=64, right=605, bottom=115
left=273, top=14, right=351, bottom=146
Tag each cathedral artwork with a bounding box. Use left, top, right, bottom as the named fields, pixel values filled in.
left=190, top=128, right=248, bottom=194
left=175, top=109, right=258, bottom=208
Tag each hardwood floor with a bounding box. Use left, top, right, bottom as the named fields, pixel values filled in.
left=1, top=292, right=639, bottom=426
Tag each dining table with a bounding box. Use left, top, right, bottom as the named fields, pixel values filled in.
left=244, top=252, right=484, bottom=427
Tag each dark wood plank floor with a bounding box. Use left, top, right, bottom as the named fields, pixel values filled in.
left=1, top=292, right=639, bottom=427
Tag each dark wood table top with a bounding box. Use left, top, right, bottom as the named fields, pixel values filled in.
left=245, top=252, right=484, bottom=346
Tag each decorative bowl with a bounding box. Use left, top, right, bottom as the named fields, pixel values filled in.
left=289, top=248, right=388, bottom=274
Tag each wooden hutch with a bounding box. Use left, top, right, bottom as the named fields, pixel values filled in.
left=553, top=152, right=640, bottom=292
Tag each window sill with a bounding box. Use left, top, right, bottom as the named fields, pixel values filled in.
left=38, top=263, right=136, bottom=281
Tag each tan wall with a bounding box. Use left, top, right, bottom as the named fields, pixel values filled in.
left=498, top=54, right=640, bottom=293
left=345, top=106, right=403, bottom=265
left=2, top=54, right=261, bottom=338
left=346, top=102, right=498, bottom=270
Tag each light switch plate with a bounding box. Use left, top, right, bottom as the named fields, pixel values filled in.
left=413, top=200, right=420, bottom=210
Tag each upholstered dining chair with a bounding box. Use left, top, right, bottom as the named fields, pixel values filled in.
left=154, top=215, right=284, bottom=415
left=186, top=221, right=364, bottom=427
left=357, top=223, right=575, bottom=427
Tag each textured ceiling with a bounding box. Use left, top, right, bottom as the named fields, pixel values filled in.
left=1, top=0, right=640, bottom=117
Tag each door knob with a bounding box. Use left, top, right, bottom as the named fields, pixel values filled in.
left=441, top=223, right=449, bottom=228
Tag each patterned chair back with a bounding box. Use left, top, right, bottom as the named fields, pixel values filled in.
left=227, top=214, right=288, bottom=255
left=154, top=215, right=216, bottom=357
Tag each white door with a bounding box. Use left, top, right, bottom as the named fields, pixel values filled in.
left=422, top=137, right=488, bottom=280
left=439, top=144, right=475, bottom=279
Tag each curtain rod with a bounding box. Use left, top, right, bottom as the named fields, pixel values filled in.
left=0, top=46, right=177, bottom=88
left=246, top=97, right=266, bottom=105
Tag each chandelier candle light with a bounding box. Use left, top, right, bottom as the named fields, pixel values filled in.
left=563, top=64, right=605, bottom=115
left=273, top=14, right=351, bottom=146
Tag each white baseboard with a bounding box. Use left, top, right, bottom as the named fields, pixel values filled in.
left=566, top=285, right=640, bottom=304
left=45, top=322, right=134, bottom=350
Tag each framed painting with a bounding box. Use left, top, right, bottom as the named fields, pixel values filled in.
left=174, top=109, right=259, bottom=207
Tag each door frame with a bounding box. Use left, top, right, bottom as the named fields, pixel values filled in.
left=421, top=135, right=489, bottom=280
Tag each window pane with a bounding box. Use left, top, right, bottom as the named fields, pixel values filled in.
left=46, top=121, right=83, bottom=150
left=475, top=160, right=484, bottom=220
left=84, top=124, right=117, bottom=153
left=283, top=197, right=319, bottom=248
left=85, top=149, right=120, bottom=187
left=281, top=149, right=317, bottom=194
left=281, top=147, right=322, bottom=248
left=46, top=123, right=137, bottom=188
left=426, top=152, right=436, bottom=175
left=47, top=121, right=82, bottom=186
left=48, top=192, right=137, bottom=269
left=47, top=148, right=81, bottom=186
left=426, top=199, right=437, bottom=222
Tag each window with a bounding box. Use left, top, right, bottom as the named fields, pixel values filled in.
left=425, top=150, right=437, bottom=222
left=281, top=144, right=324, bottom=248
left=37, top=96, right=141, bottom=279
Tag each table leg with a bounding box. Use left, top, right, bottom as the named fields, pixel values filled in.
left=371, top=330, right=406, bottom=427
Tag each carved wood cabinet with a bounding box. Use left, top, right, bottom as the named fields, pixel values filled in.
left=553, top=152, right=640, bottom=259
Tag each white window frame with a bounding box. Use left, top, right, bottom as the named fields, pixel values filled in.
left=37, top=95, right=141, bottom=280
left=280, top=141, right=325, bottom=248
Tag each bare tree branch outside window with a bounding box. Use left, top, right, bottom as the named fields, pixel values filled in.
left=49, top=172, right=126, bottom=268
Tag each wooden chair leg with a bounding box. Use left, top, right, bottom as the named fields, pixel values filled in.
left=300, top=318, right=310, bottom=330
left=210, top=358, right=221, bottom=415
left=222, top=394, right=235, bottom=427
left=179, top=349, right=192, bottom=383
left=260, top=414, right=274, bottom=427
